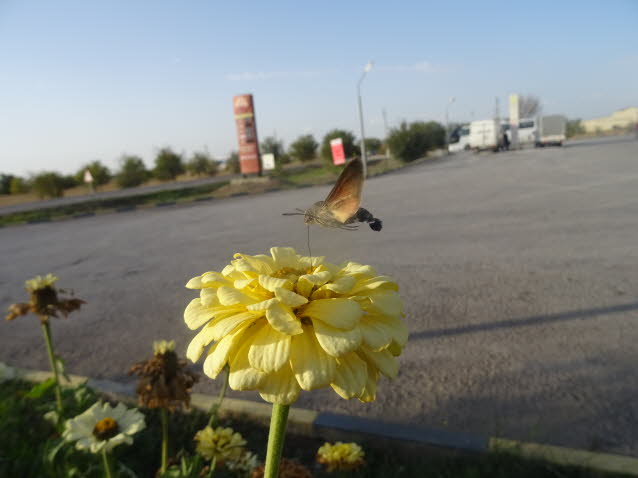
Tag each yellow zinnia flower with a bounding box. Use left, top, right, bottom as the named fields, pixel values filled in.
left=184, top=247, right=407, bottom=405
left=317, top=441, right=365, bottom=472
left=194, top=426, right=247, bottom=463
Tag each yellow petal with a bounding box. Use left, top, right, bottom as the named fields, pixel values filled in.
left=233, top=253, right=275, bottom=274
left=185, top=275, right=204, bottom=289
left=248, top=321, right=291, bottom=373
left=358, top=367, right=378, bottom=402
left=360, top=347, right=398, bottom=379
left=266, top=302, right=303, bottom=335
left=184, top=298, right=213, bottom=330
left=217, top=286, right=255, bottom=306
left=302, top=299, right=362, bottom=329
left=229, top=323, right=266, bottom=390
left=359, top=316, right=395, bottom=351
left=209, top=311, right=259, bottom=342
left=200, top=288, right=220, bottom=307
left=258, top=365, right=301, bottom=405
left=368, top=290, right=402, bottom=317
left=290, top=324, right=336, bottom=390
left=297, top=271, right=332, bottom=297
left=330, top=352, right=368, bottom=399
left=246, top=298, right=279, bottom=311
left=186, top=323, right=216, bottom=362
left=339, top=262, right=376, bottom=277
left=313, top=319, right=362, bottom=357
left=234, top=278, right=256, bottom=289
left=259, top=275, right=292, bottom=293
left=352, top=276, right=399, bottom=293
left=202, top=322, right=251, bottom=379
left=270, top=247, right=301, bottom=269
left=275, top=288, right=308, bottom=307
left=323, top=276, right=356, bottom=294
left=201, top=271, right=229, bottom=288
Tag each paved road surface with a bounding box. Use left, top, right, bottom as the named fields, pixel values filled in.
left=2, top=136, right=637, bottom=455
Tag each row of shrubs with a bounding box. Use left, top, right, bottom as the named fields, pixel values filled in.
left=1, top=121, right=445, bottom=199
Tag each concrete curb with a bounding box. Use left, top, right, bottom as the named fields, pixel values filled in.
left=10, top=366, right=638, bottom=475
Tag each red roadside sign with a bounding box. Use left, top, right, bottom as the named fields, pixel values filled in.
left=233, top=94, right=261, bottom=174
left=330, top=138, right=346, bottom=165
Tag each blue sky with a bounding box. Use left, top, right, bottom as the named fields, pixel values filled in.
left=1, top=0, right=637, bottom=175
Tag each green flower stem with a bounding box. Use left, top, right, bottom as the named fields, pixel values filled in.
left=161, top=408, right=169, bottom=473
left=206, top=455, right=217, bottom=478
left=207, top=367, right=229, bottom=427
left=264, top=403, right=290, bottom=478
left=101, top=448, right=113, bottom=478
left=41, top=320, right=63, bottom=415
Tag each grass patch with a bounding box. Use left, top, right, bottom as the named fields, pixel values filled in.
left=0, top=181, right=228, bottom=226
left=0, top=379, right=629, bottom=478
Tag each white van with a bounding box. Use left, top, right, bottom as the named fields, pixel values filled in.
left=448, top=124, right=470, bottom=153
left=469, top=119, right=501, bottom=151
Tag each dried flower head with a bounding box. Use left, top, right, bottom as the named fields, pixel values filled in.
left=194, top=426, right=246, bottom=464
left=129, top=342, right=199, bottom=410
left=317, top=441, right=365, bottom=472
left=251, top=457, right=313, bottom=478
left=6, top=273, right=84, bottom=323
left=227, top=450, right=260, bottom=477
left=184, top=247, right=407, bottom=405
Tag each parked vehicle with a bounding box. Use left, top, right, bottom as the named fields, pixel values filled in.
left=469, top=119, right=502, bottom=151
left=448, top=124, right=470, bottom=153
left=536, top=115, right=567, bottom=147
left=503, top=118, right=537, bottom=146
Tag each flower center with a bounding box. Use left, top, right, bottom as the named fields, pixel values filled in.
left=93, top=417, right=120, bottom=440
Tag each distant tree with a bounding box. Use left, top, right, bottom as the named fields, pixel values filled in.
left=518, top=94, right=542, bottom=118
left=566, top=119, right=585, bottom=138
left=153, top=147, right=185, bottom=181
left=289, top=134, right=318, bottom=162
left=75, top=160, right=111, bottom=187
left=0, top=174, right=14, bottom=195
left=320, top=129, right=360, bottom=164
left=362, top=137, right=383, bottom=155
left=116, top=155, right=149, bottom=188
left=387, top=121, right=445, bottom=163
left=60, top=174, right=79, bottom=189
left=9, top=176, right=28, bottom=194
left=187, top=151, right=218, bottom=176
left=225, top=151, right=241, bottom=174
left=31, top=172, right=67, bottom=198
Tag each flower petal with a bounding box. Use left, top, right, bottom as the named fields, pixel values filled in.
left=313, top=319, right=362, bottom=357
left=290, top=324, right=336, bottom=390
left=184, top=298, right=213, bottom=330
left=359, top=316, right=395, bottom=351
left=209, top=311, right=260, bottom=342
left=275, top=288, right=308, bottom=307
left=258, top=365, right=301, bottom=405
left=187, top=325, right=215, bottom=362
left=201, top=271, right=229, bottom=288
left=200, top=288, right=220, bottom=307
left=248, top=321, right=291, bottom=373
left=217, top=286, right=255, bottom=306
left=367, top=291, right=402, bottom=317
left=358, top=368, right=378, bottom=402
left=360, top=347, right=398, bottom=379
left=323, top=276, right=356, bottom=294
left=330, top=352, right=368, bottom=400
left=229, top=323, right=266, bottom=390
left=266, top=302, right=303, bottom=335
left=302, top=299, right=362, bottom=329
left=203, top=322, right=251, bottom=379
left=352, top=276, right=399, bottom=293
left=339, top=262, right=376, bottom=277
left=297, top=271, right=332, bottom=297
left=270, top=247, right=301, bottom=269
left=246, top=298, right=279, bottom=311
left=259, top=275, right=292, bottom=293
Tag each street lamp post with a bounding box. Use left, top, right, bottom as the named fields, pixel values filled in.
left=445, top=96, right=456, bottom=154
left=357, top=61, right=374, bottom=177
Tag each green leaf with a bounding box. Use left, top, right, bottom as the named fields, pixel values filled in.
left=56, top=355, right=71, bottom=382
left=24, top=378, right=56, bottom=399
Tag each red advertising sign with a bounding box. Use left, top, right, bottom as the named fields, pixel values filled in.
left=330, top=138, right=346, bottom=165
left=233, top=94, right=261, bottom=174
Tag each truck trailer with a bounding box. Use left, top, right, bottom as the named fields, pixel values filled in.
left=536, top=115, right=567, bottom=147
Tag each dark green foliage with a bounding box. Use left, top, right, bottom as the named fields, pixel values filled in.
left=30, top=172, right=67, bottom=198
left=116, top=155, right=149, bottom=188
left=10, top=177, right=29, bottom=194
left=289, top=134, right=318, bottom=162
left=154, top=148, right=185, bottom=181
left=75, top=160, right=112, bottom=187
left=0, top=174, right=14, bottom=194
left=187, top=152, right=218, bottom=177
left=387, top=121, right=445, bottom=162
left=362, top=137, right=383, bottom=155
left=260, top=137, right=285, bottom=158
left=320, top=129, right=360, bottom=164
left=225, top=152, right=240, bottom=174
left=567, top=119, right=585, bottom=138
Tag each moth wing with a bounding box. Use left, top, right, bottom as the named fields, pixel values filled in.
left=324, top=157, right=364, bottom=223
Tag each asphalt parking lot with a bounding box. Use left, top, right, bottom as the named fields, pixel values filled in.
left=2, top=135, right=637, bottom=455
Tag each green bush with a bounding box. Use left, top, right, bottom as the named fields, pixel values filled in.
left=362, top=137, right=383, bottom=155
left=289, top=134, right=318, bottom=162
left=1, top=174, right=14, bottom=194
left=320, top=129, right=360, bottom=164
left=116, top=155, right=149, bottom=188
left=30, top=172, right=67, bottom=198
left=566, top=119, right=585, bottom=138
left=225, top=152, right=240, bottom=174
left=75, top=160, right=111, bottom=187
left=154, top=147, right=185, bottom=181
left=387, top=121, right=445, bottom=162
left=187, top=152, right=218, bottom=177
left=9, top=177, right=28, bottom=194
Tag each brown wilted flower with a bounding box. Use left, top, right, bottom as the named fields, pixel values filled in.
left=250, top=458, right=313, bottom=478
left=6, top=274, right=84, bottom=323
left=129, top=340, right=199, bottom=410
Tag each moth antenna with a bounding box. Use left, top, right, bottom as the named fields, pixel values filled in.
left=282, top=212, right=305, bottom=216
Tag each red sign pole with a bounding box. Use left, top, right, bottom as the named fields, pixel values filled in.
left=233, top=94, right=262, bottom=175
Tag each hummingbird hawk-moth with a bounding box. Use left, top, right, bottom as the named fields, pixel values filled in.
left=283, top=157, right=382, bottom=231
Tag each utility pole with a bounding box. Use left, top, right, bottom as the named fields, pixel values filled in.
left=382, top=108, right=390, bottom=158
left=357, top=61, right=374, bottom=177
